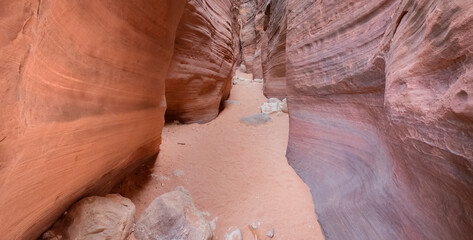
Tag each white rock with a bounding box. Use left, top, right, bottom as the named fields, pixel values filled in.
left=260, top=98, right=288, bottom=114
left=210, top=217, right=218, bottom=231
left=267, top=227, right=275, bottom=238
left=225, top=227, right=242, bottom=240
left=261, top=102, right=279, bottom=114
left=261, top=103, right=272, bottom=114
left=279, top=98, right=288, bottom=113
left=232, top=76, right=252, bottom=85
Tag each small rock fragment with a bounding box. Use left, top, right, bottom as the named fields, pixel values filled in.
left=232, top=75, right=252, bottom=85
left=279, top=98, right=288, bottom=113
left=225, top=227, right=242, bottom=240
left=267, top=227, right=275, bottom=238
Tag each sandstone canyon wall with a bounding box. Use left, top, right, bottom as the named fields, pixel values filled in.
left=165, top=0, right=239, bottom=123
left=250, top=0, right=265, bottom=80
left=238, top=0, right=258, bottom=75
left=285, top=0, right=473, bottom=239
left=0, top=0, right=187, bottom=239
left=1, top=0, right=472, bottom=239
left=261, top=0, right=287, bottom=98
left=236, top=0, right=288, bottom=98
left=236, top=0, right=287, bottom=98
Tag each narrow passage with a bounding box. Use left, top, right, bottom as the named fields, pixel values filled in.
left=117, top=80, right=324, bottom=240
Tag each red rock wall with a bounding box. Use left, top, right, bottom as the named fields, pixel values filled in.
left=286, top=0, right=473, bottom=239
left=252, top=10, right=264, bottom=79
left=165, top=0, right=239, bottom=124
left=262, top=0, right=287, bottom=98
left=238, top=0, right=258, bottom=74
left=238, top=0, right=287, bottom=97
left=237, top=0, right=267, bottom=80
left=0, top=0, right=186, bottom=239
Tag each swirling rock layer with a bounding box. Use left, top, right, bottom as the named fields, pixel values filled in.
left=286, top=0, right=473, bottom=239
left=0, top=0, right=186, bottom=239
left=165, top=0, right=239, bottom=123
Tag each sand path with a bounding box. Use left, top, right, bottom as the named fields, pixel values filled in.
left=117, top=82, right=324, bottom=240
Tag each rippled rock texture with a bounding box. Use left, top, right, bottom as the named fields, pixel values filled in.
left=238, top=0, right=258, bottom=74
left=237, top=0, right=287, bottom=98
left=0, top=1, right=186, bottom=239
left=165, top=0, right=240, bottom=123
left=262, top=0, right=287, bottom=98
left=286, top=0, right=473, bottom=239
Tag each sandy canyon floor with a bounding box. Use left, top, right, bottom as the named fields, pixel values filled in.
left=115, top=82, right=324, bottom=240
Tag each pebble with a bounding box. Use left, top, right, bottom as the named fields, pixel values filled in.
left=267, top=227, right=275, bottom=238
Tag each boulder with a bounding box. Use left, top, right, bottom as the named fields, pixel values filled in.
left=42, top=194, right=135, bottom=240
left=261, top=98, right=287, bottom=114
left=134, top=191, right=212, bottom=240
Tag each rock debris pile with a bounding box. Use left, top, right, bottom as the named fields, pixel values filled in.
left=261, top=98, right=288, bottom=114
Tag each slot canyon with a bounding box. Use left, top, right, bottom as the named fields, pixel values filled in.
left=0, top=0, right=472, bottom=239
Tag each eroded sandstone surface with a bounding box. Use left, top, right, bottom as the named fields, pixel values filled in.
left=236, top=0, right=287, bottom=98
left=164, top=0, right=240, bottom=123
left=1, top=0, right=189, bottom=239
left=238, top=0, right=258, bottom=75
left=261, top=0, right=287, bottom=98
left=1, top=0, right=472, bottom=239
left=285, top=0, right=473, bottom=239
